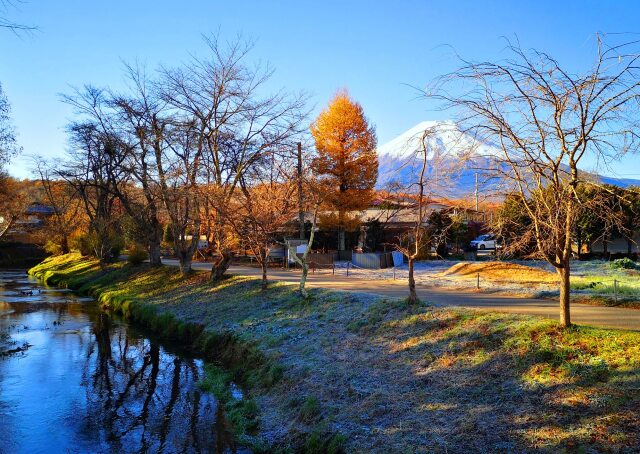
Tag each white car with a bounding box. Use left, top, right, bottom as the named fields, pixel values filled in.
left=470, top=234, right=498, bottom=250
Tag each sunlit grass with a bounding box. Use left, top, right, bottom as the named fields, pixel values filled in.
left=572, top=273, right=640, bottom=295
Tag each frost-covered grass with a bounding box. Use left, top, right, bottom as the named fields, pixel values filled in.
left=333, top=258, right=560, bottom=293
left=333, top=258, right=640, bottom=305
left=570, top=260, right=640, bottom=306
left=28, top=254, right=640, bottom=452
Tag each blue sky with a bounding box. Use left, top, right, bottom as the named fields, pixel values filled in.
left=2, top=0, right=640, bottom=179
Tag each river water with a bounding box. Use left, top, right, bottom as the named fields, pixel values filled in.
left=0, top=270, right=240, bottom=454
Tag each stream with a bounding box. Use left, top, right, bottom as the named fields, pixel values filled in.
left=0, top=270, right=242, bottom=454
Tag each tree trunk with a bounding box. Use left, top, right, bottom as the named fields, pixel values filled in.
left=148, top=222, right=163, bottom=267
left=178, top=253, right=192, bottom=275
left=558, top=262, right=571, bottom=327
left=407, top=257, right=418, bottom=304
left=0, top=216, right=16, bottom=239
left=299, top=262, right=309, bottom=298
left=296, top=217, right=316, bottom=298
left=60, top=235, right=70, bottom=254
left=576, top=236, right=583, bottom=261
left=261, top=259, right=268, bottom=291
left=210, top=251, right=234, bottom=282
left=338, top=229, right=345, bottom=251
left=149, top=241, right=162, bottom=267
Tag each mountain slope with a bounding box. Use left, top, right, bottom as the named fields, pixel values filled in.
left=376, top=121, right=640, bottom=198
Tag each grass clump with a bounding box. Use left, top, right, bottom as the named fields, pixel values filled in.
left=610, top=257, right=638, bottom=270
left=199, top=365, right=260, bottom=438
left=298, top=395, right=321, bottom=423
left=303, top=430, right=346, bottom=454
left=199, top=365, right=234, bottom=400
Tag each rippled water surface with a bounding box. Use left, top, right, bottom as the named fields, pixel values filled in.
left=0, top=270, right=238, bottom=454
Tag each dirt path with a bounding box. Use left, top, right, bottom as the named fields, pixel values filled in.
left=166, top=260, right=640, bottom=331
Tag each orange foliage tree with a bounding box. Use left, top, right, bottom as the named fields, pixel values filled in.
left=225, top=169, right=297, bottom=291
left=311, top=91, right=378, bottom=250
left=33, top=158, right=85, bottom=254
left=0, top=176, right=34, bottom=239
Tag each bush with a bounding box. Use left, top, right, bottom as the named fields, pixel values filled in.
left=44, top=240, right=63, bottom=256
left=70, top=233, right=92, bottom=256
left=70, top=230, right=124, bottom=261
left=610, top=257, right=637, bottom=270
left=127, top=244, right=148, bottom=265
left=110, top=234, right=125, bottom=259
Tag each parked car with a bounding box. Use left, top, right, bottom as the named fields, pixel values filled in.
left=470, top=234, right=498, bottom=250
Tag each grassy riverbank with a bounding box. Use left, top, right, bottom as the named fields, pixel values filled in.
left=30, top=254, right=640, bottom=453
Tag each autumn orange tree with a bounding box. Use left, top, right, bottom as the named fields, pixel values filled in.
left=311, top=91, right=378, bottom=251
left=0, top=175, right=33, bottom=239
left=225, top=158, right=297, bottom=291
left=33, top=158, right=85, bottom=254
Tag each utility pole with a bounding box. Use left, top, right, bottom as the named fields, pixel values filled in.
left=474, top=172, right=479, bottom=212
left=297, top=142, right=305, bottom=240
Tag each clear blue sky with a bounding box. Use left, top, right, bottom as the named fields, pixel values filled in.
left=2, top=0, right=640, bottom=179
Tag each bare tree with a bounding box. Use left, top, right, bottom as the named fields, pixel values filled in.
left=0, top=0, right=35, bottom=33
left=0, top=82, right=25, bottom=237
left=428, top=37, right=640, bottom=326
left=112, top=63, right=202, bottom=274
left=159, top=35, right=307, bottom=281
left=389, top=125, right=465, bottom=304
left=61, top=87, right=130, bottom=263
left=289, top=177, right=329, bottom=298
left=110, top=63, right=170, bottom=266
left=0, top=82, right=19, bottom=170
left=155, top=119, right=204, bottom=275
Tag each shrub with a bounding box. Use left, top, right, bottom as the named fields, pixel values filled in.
left=610, top=257, right=637, bottom=270
left=70, top=233, right=92, bottom=256
left=44, top=240, right=63, bottom=256
left=127, top=243, right=148, bottom=265
left=110, top=234, right=125, bottom=259
left=70, top=231, right=124, bottom=261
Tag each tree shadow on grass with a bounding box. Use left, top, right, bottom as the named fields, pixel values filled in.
left=365, top=310, right=640, bottom=452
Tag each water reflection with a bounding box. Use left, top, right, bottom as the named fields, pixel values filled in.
left=0, top=270, right=239, bottom=454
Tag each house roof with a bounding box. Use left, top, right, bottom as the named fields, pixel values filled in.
left=25, top=203, right=56, bottom=215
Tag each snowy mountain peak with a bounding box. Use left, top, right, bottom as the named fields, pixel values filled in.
left=376, top=120, right=499, bottom=161
left=375, top=121, right=640, bottom=194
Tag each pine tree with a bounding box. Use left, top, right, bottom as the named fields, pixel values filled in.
left=311, top=91, right=378, bottom=250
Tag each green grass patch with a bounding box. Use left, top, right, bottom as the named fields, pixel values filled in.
left=199, top=365, right=260, bottom=439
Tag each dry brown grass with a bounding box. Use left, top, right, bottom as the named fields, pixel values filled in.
left=442, top=261, right=559, bottom=285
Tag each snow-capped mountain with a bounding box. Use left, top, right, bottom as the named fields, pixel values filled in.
left=376, top=120, right=503, bottom=199
left=376, top=121, right=640, bottom=199
left=377, top=120, right=499, bottom=161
